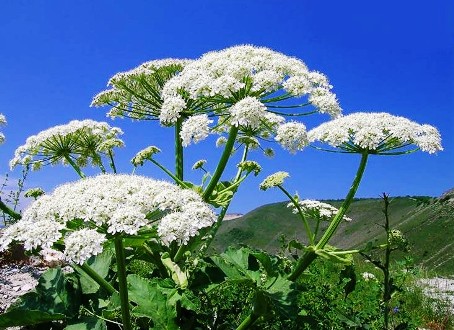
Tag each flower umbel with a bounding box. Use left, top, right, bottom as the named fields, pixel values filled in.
left=308, top=112, right=443, bottom=154
left=10, top=120, right=124, bottom=171
left=0, top=174, right=216, bottom=260
left=260, top=171, right=289, bottom=190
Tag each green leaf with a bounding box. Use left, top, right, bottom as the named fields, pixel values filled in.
left=64, top=317, right=107, bottom=330
left=127, top=275, right=179, bottom=330
left=79, top=247, right=114, bottom=294
left=211, top=246, right=263, bottom=281
left=0, top=310, right=66, bottom=327
left=262, top=274, right=297, bottom=319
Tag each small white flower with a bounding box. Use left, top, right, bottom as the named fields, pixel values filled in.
left=131, top=146, right=161, bottom=166
left=275, top=122, right=308, bottom=154
left=64, top=229, right=107, bottom=265
left=159, top=95, right=187, bottom=125
left=260, top=171, right=289, bottom=190
left=180, top=114, right=213, bottom=146
left=288, top=199, right=352, bottom=222
left=230, top=97, right=267, bottom=129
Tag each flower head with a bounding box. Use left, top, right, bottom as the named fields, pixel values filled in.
left=308, top=112, right=443, bottom=154
left=91, top=59, right=191, bottom=120
left=10, top=120, right=124, bottom=170
left=192, top=159, right=207, bottom=170
left=275, top=122, right=308, bottom=154
left=237, top=161, right=262, bottom=176
left=288, top=199, right=352, bottom=222
left=24, top=187, right=45, bottom=199
left=64, top=229, right=106, bottom=264
left=131, top=146, right=161, bottom=166
left=0, top=174, right=216, bottom=259
left=162, top=45, right=342, bottom=117
left=260, top=171, right=289, bottom=190
left=180, top=114, right=213, bottom=146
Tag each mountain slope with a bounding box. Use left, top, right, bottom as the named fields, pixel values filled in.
left=211, top=194, right=454, bottom=275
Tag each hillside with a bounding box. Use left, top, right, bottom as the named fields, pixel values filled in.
left=211, top=193, right=454, bottom=276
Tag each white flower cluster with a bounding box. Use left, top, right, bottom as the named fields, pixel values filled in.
left=275, top=122, right=308, bottom=154
left=91, top=59, right=192, bottom=120
left=259, top=171, right=289, bottom=190
left=0, top=174, right=216, bottom=264
left=64, top=229, right=107, bottom=265
left=131, top=146, right=161, bottom=166
left=230, top=97, right=267, bottom=129
left=288, top=199, right=352, bottom=222
left=162, top=45, right=339, bottom=108
left=308, top=112, right=443, bottom=154
left=10, top=119, right=124, bottom=170
left=180, top=114, right=213, bottom=146
left=0, top=113, right=6, bottom=144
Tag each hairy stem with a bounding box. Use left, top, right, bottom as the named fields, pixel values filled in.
left=114, top=236, right=132, bottom=330
left=202, top=125, right=239, bottom=201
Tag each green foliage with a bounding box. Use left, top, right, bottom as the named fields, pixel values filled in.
left=0, top=268, right=80, bottom=328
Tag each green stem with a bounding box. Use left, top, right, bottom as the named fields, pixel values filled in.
left=108, top=150, right=117, bottom=173
left=316, top=152, right=369, bottom=249
left=0, top=199, right=21, bottom=220
left=236, top=312, right=260, bottom=330
left=175, top=118, right=184, bottom=181
left=178, top=145, right=249, bottom=261
left=150, top=159, right=188, bottom=188
left=288, top=152, right=369, bottom=282
left=202, top=125, right=239, bottom=201
left=74, top=264, right=117, bottom=295
left=63, top=155, right=85, bottom=178
left=114, top=236, right=132, bottom=330
left=277, top=185, right=314, bottom=245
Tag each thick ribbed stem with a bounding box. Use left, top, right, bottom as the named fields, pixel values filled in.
left=114, top=236, right=132, bottom=330
left=203, top=126, right=239, bottom=201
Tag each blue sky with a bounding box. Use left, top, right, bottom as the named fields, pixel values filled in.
left=1, top=1, right=453, bottom=213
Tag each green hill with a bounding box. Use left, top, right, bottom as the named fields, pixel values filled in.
left=211, top=193, right=454, bottom=276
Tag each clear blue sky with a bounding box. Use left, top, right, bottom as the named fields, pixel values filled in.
left=1, top=1, right=453, bottom=213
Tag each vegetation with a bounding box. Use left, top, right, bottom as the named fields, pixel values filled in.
left=213, top=195, right=454, bottom=276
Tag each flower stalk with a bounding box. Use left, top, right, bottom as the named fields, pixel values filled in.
left=74, top=263, right=117, bottom=295
left=114, top=236, right=132, bottom=330
left=202, top=125, right=239, bottom=201
left=288, top=151, right=369, bottom=281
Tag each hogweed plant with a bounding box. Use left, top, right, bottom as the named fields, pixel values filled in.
left=0, top=46, right=443, bottom=329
